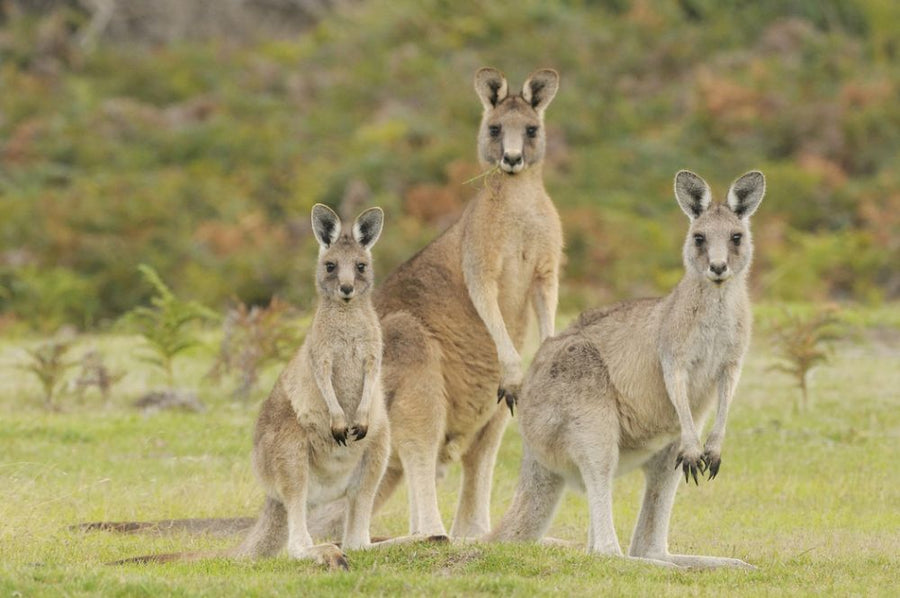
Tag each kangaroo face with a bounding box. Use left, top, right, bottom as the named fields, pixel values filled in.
left=311, top=205, right=384, bottom=304
left=674, top=170, right=765, bottom=285
left=474, top=68, right=559, bottom=175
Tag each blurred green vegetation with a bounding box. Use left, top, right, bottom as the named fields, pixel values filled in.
left=2, top=0, right=900, bottom=331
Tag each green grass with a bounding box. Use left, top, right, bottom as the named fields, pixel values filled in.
left=1, top=311, right=899, bottom=596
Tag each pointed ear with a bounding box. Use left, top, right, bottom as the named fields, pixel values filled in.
left=726, top=171, right=765, bottom=219
left=352, top=207, right=384, bottom=250
left=521, top=68, right=559, bottom=114
left=311, top=203, right=341, bottom=248
left=674, top=170, right=712, bottom=220
left=474, top=67, right=509, bottom=110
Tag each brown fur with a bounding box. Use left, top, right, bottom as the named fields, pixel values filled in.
left=347, top=67, right=564, bottom=538
left=489, top=171, right=765, bottom=570
left=113, top=205, right=390, bottom=570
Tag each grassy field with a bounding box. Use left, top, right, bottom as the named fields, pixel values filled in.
left=1, top=309, right=899, bottom=596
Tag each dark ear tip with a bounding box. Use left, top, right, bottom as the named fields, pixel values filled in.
left=475, top=66, right=503, bottom=80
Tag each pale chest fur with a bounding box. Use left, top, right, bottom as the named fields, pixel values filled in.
left=661, top=285, right=750, bottom=411
left=466, top=180, right=562, bottom=338
left=295, top=302, right=381, bottom=416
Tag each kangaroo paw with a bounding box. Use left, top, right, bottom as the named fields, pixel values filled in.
left=675, top=450, right=706, bottom=485
left=702, top=450, right=721, bottom=480
left=350, top=424, right=368, bottom=441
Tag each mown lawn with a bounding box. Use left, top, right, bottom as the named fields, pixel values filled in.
left=1, top=311, right=898, bottom=596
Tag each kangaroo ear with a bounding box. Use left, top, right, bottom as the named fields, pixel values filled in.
left=474, top=67, right=509, bottom=110
left=674, top=170, right=712, bottom=220
left=726, top=171, right=765, bottom=219
left=522, top=69, right=559, bottom=114
left=311, top=203, right=341, bottom=248
left=352, top=207, right=384, bottom=250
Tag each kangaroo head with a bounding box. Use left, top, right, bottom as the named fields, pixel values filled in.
left=311, top=204, right=384, bottom=304
left=474, top=67, right=559, bottom=174
left=674, top=170, right=765, bottom=285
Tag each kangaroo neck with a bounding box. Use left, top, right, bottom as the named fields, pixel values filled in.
left=314, top=296, right=372, bottom=321
left=670, top=270, right=748, bottom=318
left=480, top=164, right=544, bottom=206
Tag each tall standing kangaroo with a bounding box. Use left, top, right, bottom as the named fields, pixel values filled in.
left=489, top=171, right=764, bottom=569
left=366, top=67, right=563, bottom=538
left=115, top=205, right=390, bottom=570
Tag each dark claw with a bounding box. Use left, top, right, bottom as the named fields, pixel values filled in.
left=332, top=428, right=348, bottom=446
left=498, top=387, right=518, bottom=416
left=705, top=454, right=721, bottom=480
left=505, top=392, right=516, bottom=417
left=350, top=425, right=368, bottom=441
left=676, top=452, right=704, bottom=485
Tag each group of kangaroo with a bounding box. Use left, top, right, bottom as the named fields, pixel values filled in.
left=119, top=67, right=765, bottom=571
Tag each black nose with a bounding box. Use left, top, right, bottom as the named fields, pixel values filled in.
left=710, top=263, right=727, bottom=276
left=502, top=153, right=523, bottom=167
left=339, top=284, right=353, bottom=296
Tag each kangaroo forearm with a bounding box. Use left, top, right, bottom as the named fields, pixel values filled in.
left=466, top=282, right=520, bottom=367
left=663, top=367, right=700, bottom=447
left=357, top=357, right=380, bottom=415
left=312, top=358, right=344, bottom=417
left=707, top=366, right=741, bottom=450
left=532, top=280, right=558, bottom=342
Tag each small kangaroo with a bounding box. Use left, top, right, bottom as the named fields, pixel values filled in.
left=488, top=170, right=764, bottom=569
left=361, top=67, right=564, bottom=539
left=116, top=205, right=390, bottom=570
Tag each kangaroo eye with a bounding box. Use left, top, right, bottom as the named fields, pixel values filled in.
left=356, top=263, right=367, bottom=273
left=325, top=262, right=336, bottom=273
left=489, top=125, right=501, bottom=138
left=526, top=126, right=538, bottom=138
left=731, top=233, right=743, bottom=246
left=693, top=234, right=706, bottom=248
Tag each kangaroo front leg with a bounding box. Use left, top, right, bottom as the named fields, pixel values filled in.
left=630, top=445, right=753, bottom=569
left=463, top=250, right=522, bottom=409
left=531, top=261, right=559, bottom=342
left=312, top=353, right=349, bottom=445
left=703, top=362, right=742, bottom=479
left=450, top=405, right=509, bottom=538
left=351, top=354, right=380, bottom=441
left=661, top=363, right=705, bottom=484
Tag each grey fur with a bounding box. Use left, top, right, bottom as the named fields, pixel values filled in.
left=488, top=171, right=765, bottom=570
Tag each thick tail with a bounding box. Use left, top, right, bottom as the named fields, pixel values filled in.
left=229, top=496, right=288, bottom=558
left=73, top=517, right=255, bottom=537
left=109, top=550, right=225, bottom=565
left=109, top=497, right=287, bottom=564
left=487, top=446, right=565, bottom=542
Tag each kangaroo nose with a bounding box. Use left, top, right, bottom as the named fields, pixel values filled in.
left=709, top=262, right=727, bottom=276
left=503, top=153, right=522, bottom=167
left=339, top=284, right=353, bottom=296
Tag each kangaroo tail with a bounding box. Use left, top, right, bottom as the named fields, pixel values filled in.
left=109, top=550, right=225, bottom=565
left=73, top=517, right=255, bottom=537
left=108, top=497, right=287, bottom=564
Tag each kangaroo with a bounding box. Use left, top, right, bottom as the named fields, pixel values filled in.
left=115, top=205, right=391, bottom=570
left=488, top=170, right=764, bottom=569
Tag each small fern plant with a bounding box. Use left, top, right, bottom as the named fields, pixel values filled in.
left=17, top=338, right=76, bottom=410
left=769, top=306, right=843, bottom=412
left=122, top=264, right=217, bottom=389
